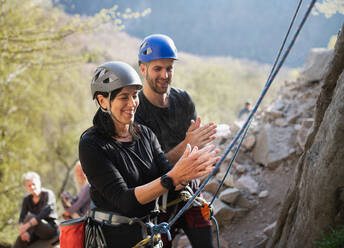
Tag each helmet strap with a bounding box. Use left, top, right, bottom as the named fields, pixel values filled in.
left=104, top=91, right=126, bottom=125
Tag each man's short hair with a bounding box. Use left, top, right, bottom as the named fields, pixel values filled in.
left=22, top=171, right=40, bottom=184
left=138, top=60, right=148, bottom=66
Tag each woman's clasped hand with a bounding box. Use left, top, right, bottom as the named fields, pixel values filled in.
left=168, top=144, right=220, bottom=190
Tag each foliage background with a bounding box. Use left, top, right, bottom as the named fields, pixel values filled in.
left=0, top=0, right=144, bottom=243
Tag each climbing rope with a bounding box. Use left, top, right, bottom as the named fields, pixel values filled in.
left=149, top=0, right=317, bottom=244
left=211, top=215, right=220, bottom=248
left=209, top=119, right=251, bottom=206
left=267, top=0, right=303, bottom=83
left=209, top=0, right=302, bottom=206
left=209, top=0, right=304, bottom=207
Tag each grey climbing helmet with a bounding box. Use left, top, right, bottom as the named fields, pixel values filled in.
left=91, top=61, right=142, bottom=99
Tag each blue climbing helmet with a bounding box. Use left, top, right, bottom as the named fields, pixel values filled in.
left=138, top=34, right=178, bottom=63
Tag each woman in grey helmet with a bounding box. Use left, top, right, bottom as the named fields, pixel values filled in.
left=79, top=61, right=220, bottom=247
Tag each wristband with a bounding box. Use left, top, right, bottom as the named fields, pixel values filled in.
left=160, top=174, right=175, bottom=190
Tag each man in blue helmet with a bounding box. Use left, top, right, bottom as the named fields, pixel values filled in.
left=135, top=34, right=217, bottom=248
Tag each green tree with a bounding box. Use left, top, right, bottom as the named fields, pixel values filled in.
left=0, top=0, right=146, bottom=243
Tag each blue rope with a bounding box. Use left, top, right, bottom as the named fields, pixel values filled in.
left=209, top=119, right=251, bottom=206
left=149, top=0, right=317, bottom=238
left=267, top=0, right=303, bottom=83
left=211, top=215, right=220, bottom=248
left=209, top=0, right=303, bottom=208
left=148, top=222, right=171, bottom=241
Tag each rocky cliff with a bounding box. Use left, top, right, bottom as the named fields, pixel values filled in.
left=175, top=47, right=334, bottom=248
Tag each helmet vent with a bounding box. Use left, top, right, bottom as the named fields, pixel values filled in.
left=140, top=41, right=147, bottom=49
left=143, top=47, right=152, bottom=55
left=94, top=70, right=102, bottom=81
left=99, top=69, right=107, bottom=78
left=103, top=78, right=110, bottom=84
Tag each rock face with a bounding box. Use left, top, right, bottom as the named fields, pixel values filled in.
left=235, top=175, right=259, bottom=194
left=259, top=190, right=269, bottom=199
left=203, top=178, right=221, bottom=195
left=212, top=198, right=236, bottom=225
left=267, top=25, right=344, bottom=246
left=296, top=118, right=314, bottom=149
left=192, top=48, right=331, bottom=248
left=263, top=222, right=277, bottom=237
left=252, top=124, right=296, bottom=169
left=300, top=48, right=333, bottom=83
left=242, top=134, right=256, bottom=150
left=219, top=188, right=241, bottom=204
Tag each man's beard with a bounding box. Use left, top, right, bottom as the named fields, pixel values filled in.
left=146, top=76, right=171, bottom=95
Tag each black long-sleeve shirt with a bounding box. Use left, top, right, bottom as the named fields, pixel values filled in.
left=19, top=188, right=58, bottom=226
left=79, top=124, right=173, bottom=218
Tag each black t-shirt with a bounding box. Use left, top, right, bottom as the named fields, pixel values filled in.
left=135, top=87, right=200, bottom=195
left=135, top=87, right=197, bottom=153
left=19, top=188, right=58, bottom=226
left=79, top=124, right=173, bottom=218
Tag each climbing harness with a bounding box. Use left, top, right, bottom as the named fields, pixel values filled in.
left=85, top=208, right=163, bottom=248
left=84, top=216, right=108, bottom=248
left=86, top=196, right=163, bottom=248
left=145, top=0, right=318, bottom=247
left=159, top=186, right=207, bottom=212
left=132, top=233, right=162, bottom=248
left=133, top=186, right=212, bottom=247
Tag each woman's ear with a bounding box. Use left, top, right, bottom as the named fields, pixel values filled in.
left=96, top=94, right=109, bottom=110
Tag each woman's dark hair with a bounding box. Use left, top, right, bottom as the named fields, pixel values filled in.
left=93, top=89, right=140, bottom=139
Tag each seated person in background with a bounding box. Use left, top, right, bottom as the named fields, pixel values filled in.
left=238, top=101, right=252, bottom=120
left=13, top=171, right=59, bottom=248
left=60, top=161, right=90, bottom=219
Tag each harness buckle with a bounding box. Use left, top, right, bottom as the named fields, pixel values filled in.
left=150, top=209, right=160, bottom=219
left=107, top=213, right=113, bottom=225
